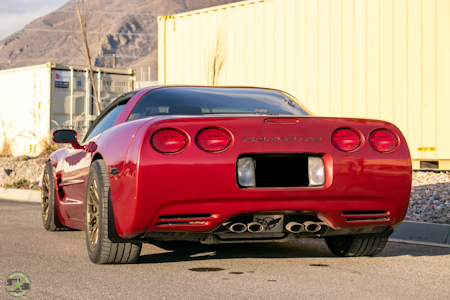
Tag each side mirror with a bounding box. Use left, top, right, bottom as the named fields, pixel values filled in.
left=52, top=129, right=83, bottom=149
left=53, top=129, right=77, bottom=143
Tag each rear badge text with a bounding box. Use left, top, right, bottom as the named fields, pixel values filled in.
left=244, top=137, right=321, bottom=142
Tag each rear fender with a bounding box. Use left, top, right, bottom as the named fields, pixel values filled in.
left=92, top=118, right=153, bottom=237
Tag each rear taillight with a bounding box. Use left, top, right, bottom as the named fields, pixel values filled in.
left=151, top=129, right=188, bottom=154
left=331, top=128, right=362, bottom=152
left=195, top=128, right=231, bottom=152
left=369, top=129, right=398, bottom=153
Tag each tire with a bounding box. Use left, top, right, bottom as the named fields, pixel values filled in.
left=85, top=159, right=142, bottom=264
left=41, top=161, right=69, bottom=231
left=325, top=235, right=389, bottom=257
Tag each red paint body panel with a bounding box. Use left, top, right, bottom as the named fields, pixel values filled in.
left=110, top=116, right=411, bottom=238
left=49, top=87, right=412, bottom=240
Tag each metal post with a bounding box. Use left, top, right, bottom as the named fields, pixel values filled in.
left=70, top=68, right=74, bottom=128
left=113, top=55, right=116, bottom=68
left=85, top=70, right=89, bottom=128
left=97, top=71, right=101, bottom=114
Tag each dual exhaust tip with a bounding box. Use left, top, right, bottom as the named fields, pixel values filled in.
left=285, top=221, right=322, bottom=233
left=228, top=221, right=323, bottom=233
left=229, top=222, right=264, bottom=233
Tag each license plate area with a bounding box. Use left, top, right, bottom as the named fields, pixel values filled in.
left=254, top=155, right=308, bottom=187
left=253, top=215, right=284, bottom=232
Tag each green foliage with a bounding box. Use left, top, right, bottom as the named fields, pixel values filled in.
left=4, top=179, right=31, bottom=190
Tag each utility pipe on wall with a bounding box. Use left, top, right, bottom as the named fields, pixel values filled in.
left=70, top=68, right=74, bottom=128
left=97, top=71, right=101, bottom=113
left=85, top=70, right=89, bottom=128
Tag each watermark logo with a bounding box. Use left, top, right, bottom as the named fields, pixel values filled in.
left=5, top=272, right=30, bottom=297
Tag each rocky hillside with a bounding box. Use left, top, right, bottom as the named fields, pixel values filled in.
left=0, top=0, right=240, bottom=80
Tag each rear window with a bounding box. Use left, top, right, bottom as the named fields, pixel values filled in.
left=127, top=87, right=310, bottom=121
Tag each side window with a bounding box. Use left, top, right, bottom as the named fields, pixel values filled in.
left=85, top=105, right=125, bottom=141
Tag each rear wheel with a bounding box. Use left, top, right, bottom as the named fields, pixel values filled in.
left=85, top=159, right=142, bottom=264
left=41, top=162, right=69, bottom=231
left=325, top=235, right=389, bottom=257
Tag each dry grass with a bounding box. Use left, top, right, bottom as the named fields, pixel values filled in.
left=1, top=110, right=87, bottom=158
left=37, top=134, right=60, bottom=157
left=26, top=112, right=60, bottom=157
left=73, top=112, right=87, bottom=140
left=0, top=120, right=21, bottom=157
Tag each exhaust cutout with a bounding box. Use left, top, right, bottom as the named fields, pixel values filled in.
left=229, top=223, right=247, bottom=233
left=303, top=221, right=321, bottom=233
left=285, top=222, right=305, bottom=233
left=247, top=222, right=264, bottom=232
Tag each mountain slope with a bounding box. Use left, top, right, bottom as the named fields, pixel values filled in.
left=0, top=0, right=241, bottom=80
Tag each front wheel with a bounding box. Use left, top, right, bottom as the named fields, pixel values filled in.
left=85, top=159, right=142, bottom=264
left=325, top=235, right=389, bottom=257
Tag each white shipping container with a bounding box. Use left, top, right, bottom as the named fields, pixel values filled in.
left=0, top=62, right=134, bottom=156
left=158, top=0, right=450, bottom=170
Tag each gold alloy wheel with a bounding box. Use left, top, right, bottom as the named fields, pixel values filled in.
left=87, top=178, right=100, bottom=247
left=41, top=170, right=50, bottom=221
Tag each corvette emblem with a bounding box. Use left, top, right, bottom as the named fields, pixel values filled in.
left=256, top=217, right=282, bottom=231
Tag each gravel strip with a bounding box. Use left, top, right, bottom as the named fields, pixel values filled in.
left=0, top=156, right=47, bottom=189
left=1, top=156, right=448, bottom=224
left=406, top=171, right=450, bottom=224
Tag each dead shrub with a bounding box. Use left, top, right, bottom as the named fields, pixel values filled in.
left=0, top=120, right=21, bottom=157
left=25, top=112, right=60, bottom=157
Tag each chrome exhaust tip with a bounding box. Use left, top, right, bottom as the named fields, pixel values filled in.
left=229, top=223, right=248, bottom=233
left=285, top=222, right=305, bottom=233
left=247, top=222, right=264, bottom=232
left=303, top=221, right=321, bottom=233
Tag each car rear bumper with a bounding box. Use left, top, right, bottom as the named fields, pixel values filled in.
left=149, top=197, right=403, bottom=230
left=114, top=164, right=411, bottom=238
left=109, top=116, right=412, bottom=239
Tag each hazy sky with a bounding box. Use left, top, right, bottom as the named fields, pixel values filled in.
left=0, top=0, right=69, bottom=40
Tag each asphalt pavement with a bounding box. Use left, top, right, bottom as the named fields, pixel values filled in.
left=1, top=199, right=449, bottom=300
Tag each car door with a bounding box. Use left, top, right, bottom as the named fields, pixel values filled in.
left=61, top=104, right=127, bottom=224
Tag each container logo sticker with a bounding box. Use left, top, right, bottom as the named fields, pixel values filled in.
left=5, top=272, right=30, bottom=297
left=55, top=71, right=70, bottom=89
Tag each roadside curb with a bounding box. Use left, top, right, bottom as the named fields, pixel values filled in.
left=0, top=188, right=40, bottom=203
left=391, top=221, right=450, bottom=245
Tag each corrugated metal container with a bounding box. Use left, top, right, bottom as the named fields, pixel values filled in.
left=0, top=62, right=134, bottom=156
left=158, top=0, right=450, bottom=170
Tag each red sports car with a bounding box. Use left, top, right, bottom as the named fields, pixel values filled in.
left=42, top=86, right=412, bottom=264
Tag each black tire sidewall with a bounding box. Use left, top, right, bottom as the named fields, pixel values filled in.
left=325, top=235, right=388, bottom=257
left=42, top=162, right=57, bottom=230
left=325, top=235, right=355, bottom=256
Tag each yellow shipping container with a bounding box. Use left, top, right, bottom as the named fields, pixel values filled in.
left=158, top=0, right=450, bottom=170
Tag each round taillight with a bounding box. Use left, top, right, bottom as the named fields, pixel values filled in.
left=195, top=128, right=231, bottom=152
left=369, top=129, right=398, bottom=153
left=151, top=129, right=188, bottom=154
left=331, top=128, right=362, bottom=152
